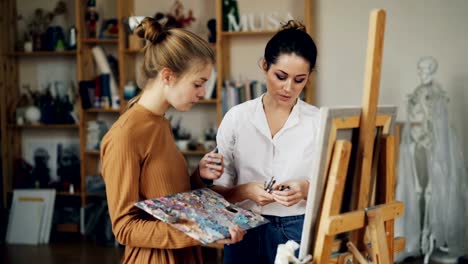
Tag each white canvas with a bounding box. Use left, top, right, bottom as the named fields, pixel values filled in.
left=6, top=189, right=56, bottom=244
left=6, top=196, right=44, bottom=245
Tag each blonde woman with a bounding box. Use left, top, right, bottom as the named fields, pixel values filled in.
left=101, top=17, right=245, bottom=264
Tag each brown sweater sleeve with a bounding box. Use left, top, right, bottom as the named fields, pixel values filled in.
left=101, top=129, right=200, bottom=249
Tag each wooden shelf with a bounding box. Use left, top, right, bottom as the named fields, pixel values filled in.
left=181, top=150, right=209, bottom=155
left=57, top=192, right=81, bottom=197
left=56, top=223, right=80, bottom=233
left=8, top=124, right=79, bottom=129
left=85, top=108, right=120, bottom=113
left=86, top=193, right=106, bottom=198
left=221, top=30, right=277, bottom=36
left=198, top=99, right=218, bottom=104
left=123, top=48, right=143, bottom=54
left=56, top=191, right=105, bottom=198
left=82, top=38, right=118, bottom=44
left=85, top=150, right=100, bottom=155
left=8, top=191, right=94, bottom=197
left=12, top=50, right=77, bottom=56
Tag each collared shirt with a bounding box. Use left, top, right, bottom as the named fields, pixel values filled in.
left=214, top=95, right=320, bottom=216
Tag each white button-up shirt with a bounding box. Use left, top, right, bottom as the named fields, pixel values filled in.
left=214, top=95, right=320, bottom=216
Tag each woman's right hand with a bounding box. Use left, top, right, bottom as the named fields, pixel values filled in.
left=198, top=151, right=224, bottom=180
left=243, top=182, right=275, bottom=206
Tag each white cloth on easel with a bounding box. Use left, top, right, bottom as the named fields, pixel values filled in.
left=395, top=122, right=422, bottom=259
left=396, top=69, right=467, bottom=260
left=426, top=94, right=466, bottom=256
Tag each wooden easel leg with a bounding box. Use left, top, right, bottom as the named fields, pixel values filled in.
left=350, top=8, right=387, bottom=249
left=313, top=140, right=352, bottom=264
left=378, top=135, right=396, bottom=263
left=366, top=207, right=391, bottom=264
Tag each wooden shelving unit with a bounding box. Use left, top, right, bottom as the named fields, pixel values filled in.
left=1, top=0, right=19, bottom=208
left=215, top=0, right=315, bottom=122
left=76, top=0, right=121, bottom=236
left=0, top=0, right=93, bottom=236
left=0, top=0, right=128, bottom=233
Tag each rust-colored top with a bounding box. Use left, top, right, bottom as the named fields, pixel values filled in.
left=101, top=104, right=202, bottom=264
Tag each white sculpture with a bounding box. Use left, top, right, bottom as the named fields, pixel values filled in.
left=396, top=56, right=467, bottom=263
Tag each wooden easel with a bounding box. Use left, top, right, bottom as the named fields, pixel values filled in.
left=311, top=10, right=405, bottom=264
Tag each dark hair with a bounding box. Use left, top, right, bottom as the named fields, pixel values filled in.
left=127, top=17, right=215, bottom=109
left=263, top=20, right=317, bottom=72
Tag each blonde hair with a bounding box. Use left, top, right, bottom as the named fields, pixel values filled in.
left=281, top=20, right=306, bottom=31
left=127, top=17, right=215, bottom=109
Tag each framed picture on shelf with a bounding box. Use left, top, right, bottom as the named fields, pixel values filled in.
left=22, top=138, right=80, bottom=190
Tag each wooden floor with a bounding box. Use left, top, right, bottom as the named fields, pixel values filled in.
left=3, top=240, right=467, bottom=264
left=1, top=242, right=123, bottom=264
left=1, top=241, right=422, bottom=264
left=0, top=241, right=222, bottom=264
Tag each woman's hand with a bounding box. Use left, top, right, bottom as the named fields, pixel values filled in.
left=243, top=182, right=275, bottom=206
left=271, top=180, right=309, bottom=207
left=199, top=150, right=224, bottom=180
left=216, top=225, right=246, bottom=245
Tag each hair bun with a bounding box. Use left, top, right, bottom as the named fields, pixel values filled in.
left=134, top=17, right=165, bottom=43
left=281, top=20, right=306, bottom=32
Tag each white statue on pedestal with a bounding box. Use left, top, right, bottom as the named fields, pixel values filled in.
left=396, top=56, right=467, bottom=263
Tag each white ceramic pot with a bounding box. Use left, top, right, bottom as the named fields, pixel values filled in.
left=24, top=106, right=41, bottom=124
left=176, top=140, right=189, bottom=151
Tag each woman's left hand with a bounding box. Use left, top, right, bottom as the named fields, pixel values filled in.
left=216, top=225, right=246, bottom=245
left=199, top=151, right=224, bottom=180
left=271, top=180, right=309, bottom=207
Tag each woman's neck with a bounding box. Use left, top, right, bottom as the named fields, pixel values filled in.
left=137, top=80, right=170, bottom=116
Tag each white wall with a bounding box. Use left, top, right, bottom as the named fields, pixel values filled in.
left=315, top=0, right=468, bottom=166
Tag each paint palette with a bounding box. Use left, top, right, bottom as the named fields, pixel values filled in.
left=135, top=188, right=269, bottom=244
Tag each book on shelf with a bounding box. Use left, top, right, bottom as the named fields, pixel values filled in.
left=222, top=79, right=267, bottom=114
left=79, top=80, right=95, bottom=109
left=204, top=68, right=217, bottom=99
left=78, top=74, right=114, bottom=109
left=135, top=188, right=269, bottom=244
